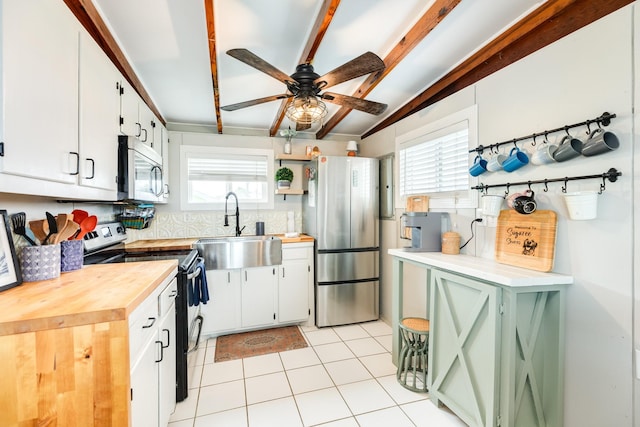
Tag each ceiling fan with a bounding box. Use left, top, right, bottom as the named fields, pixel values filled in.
left=220, top=49, right=388, bottom=129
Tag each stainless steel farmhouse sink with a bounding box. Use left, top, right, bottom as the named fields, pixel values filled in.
left=194, top=235, right=282, bottom=270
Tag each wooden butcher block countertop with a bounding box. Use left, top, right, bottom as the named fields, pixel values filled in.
left=274, top=234, right=315, bottom=244
left=125, top=234, right=314, bottom=252
left=125, top=238, right=198, bottom=252
left=0, top=260, right=178, bottom=336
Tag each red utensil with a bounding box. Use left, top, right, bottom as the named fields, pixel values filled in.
left=75, top=215, right=97, bottom=240
left=71, top=209, right=89, bottom=225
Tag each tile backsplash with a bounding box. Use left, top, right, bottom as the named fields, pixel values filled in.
left=124, top=209, right=302, bottom=242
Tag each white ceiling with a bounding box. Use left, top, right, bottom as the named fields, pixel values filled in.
left=92, top=0, right=545, bottom=138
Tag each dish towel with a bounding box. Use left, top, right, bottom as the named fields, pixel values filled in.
left=189, top=259, right=210, bottom=306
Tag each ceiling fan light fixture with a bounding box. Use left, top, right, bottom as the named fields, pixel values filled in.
left=286, top=95, right=328, bottom=125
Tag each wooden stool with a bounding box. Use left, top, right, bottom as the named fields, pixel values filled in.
left=396, top=317, right=429, bottom=392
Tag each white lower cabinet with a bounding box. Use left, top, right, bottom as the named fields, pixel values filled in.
left=241, top=266, right=277, bottom=328
left=158, top=295, right=177, bottom=427
left=201, top=242, right=315, bottom=337
left=202, top=269, right=242, bottom=335
left=129, top=276, right=177, bottom=427
left=279, top=243, right=313, bottom=324
left=130, top=335, right=159, bottom=427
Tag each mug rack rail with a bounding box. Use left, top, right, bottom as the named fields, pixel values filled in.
left=470, top=111, right=617, bottom=154
left=472, top=168, right=622, bottom=195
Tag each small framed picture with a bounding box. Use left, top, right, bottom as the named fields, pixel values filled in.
left=0, top=210, right=22, bottom=291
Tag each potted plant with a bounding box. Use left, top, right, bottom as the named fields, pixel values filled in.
left=276, top=167, right=294, bottom=189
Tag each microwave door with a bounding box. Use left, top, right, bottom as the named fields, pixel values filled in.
left=133, top=153, right=160, bottom=202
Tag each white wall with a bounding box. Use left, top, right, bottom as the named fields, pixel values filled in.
left=362, top=5, right=636, bottom=426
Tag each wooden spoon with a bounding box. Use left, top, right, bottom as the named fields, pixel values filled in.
left=54, top=219, right=80, bottom=244
left=51, top=213, right=71, bottom=244
left=28, top=219, right=49, bottom=245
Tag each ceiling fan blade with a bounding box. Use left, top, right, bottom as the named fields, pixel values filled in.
left=227, top=48, right=294, bottom=85
left=221, top=94, right=292, bottom=111
left=321, top=92, right=387, bottom=115
left=314, top=52, right=385, bottom=89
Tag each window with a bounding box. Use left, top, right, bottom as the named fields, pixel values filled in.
left=180, top=145, right=274, bottom=210
left=396, top=105, right=478, bottom=209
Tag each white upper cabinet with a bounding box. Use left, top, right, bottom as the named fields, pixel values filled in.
left=119, top=78, right=142, bottom=137
left=78, top=31, right=120, bottom=192
left=0, top=0, right=123, bottom=199
left=0, top=0, right=80, bottom=184
left=119, top=80, right=163, bottom=156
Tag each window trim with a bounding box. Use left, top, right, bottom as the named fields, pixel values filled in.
left=180, top=145, right=274, bottom=211
left=395, top=105, right=478, bottom=210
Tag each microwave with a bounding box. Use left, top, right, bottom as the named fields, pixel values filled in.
left=117, top=135, right=164, bottom=203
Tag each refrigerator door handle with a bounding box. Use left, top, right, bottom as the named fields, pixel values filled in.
left=318, top=247, right=379, bottom=254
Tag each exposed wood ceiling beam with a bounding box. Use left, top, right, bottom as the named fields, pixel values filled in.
left=268, top=0, right=341, bottom=137
left=363, top=0, right=633, bottom=139
left=204, top=0, right=223, bottom=134
left=315, top=0, right=461, bottom=140
left=63, top=0, right=165, bottom=125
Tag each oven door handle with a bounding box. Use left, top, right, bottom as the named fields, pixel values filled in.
left=186, top=266, right=202, bottom=281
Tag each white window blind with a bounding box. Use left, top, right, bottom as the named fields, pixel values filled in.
left=396, top=105, right=478, bottom=209
left=399, top=127, right=469, bottom=196
left=187, top=155, right=268, bottom=183
left=180, top=145, right=274, bottom=210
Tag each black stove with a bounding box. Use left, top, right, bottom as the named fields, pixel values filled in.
left=83, top=222, right=201, bottom=403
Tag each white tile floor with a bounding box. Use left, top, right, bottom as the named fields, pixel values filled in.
left=169, top=321, right=468, bottom=427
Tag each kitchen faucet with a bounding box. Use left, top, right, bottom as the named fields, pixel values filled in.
left=224, top=191, right=244, bottom=236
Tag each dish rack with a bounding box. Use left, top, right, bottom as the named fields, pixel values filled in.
left=117, top=204, right=155, bottom=229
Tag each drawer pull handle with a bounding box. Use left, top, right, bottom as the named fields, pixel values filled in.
left=142, top=317, right=156, bottom=329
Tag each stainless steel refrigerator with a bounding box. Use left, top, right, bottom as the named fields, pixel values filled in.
left=303, top=155, right=379, bottom=327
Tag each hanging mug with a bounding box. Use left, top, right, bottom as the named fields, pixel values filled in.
left=502, top=147, right=529, bottom=172
left=486, top=152, right=507, bottom=172
left=553, top=135, right=582, bottom=162
left=530, top=143, right=558, bottom=165
left=581, top=128, right=619, bottom=156
left=469, top=155, right=488, bottom=177
left=508, top=190, right=537, bottom=214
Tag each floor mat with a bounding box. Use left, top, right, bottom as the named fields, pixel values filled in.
left=214, top=325, right=308, bottom=362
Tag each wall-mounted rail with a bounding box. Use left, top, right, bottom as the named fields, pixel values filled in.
left=470, top=112, right=616, bottom=154
left=472, top=168, right=622, bottom=195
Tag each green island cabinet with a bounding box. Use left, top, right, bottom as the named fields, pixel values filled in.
left=389, top=249, right=573, bottom=427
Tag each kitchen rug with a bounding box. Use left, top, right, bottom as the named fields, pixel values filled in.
left=214, top=326, right=307, bottom=362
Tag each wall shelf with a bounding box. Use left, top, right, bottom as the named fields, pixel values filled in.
left=275, top=188, right=306, bottom=200
left=276, top=153, right=311, bottom=166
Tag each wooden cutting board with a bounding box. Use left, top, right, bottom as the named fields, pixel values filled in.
left=406, top=195, right=429, bottom=212
left=402, top=195, right=430, bottom=239
left=495, top=210, right=557, bottom=272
